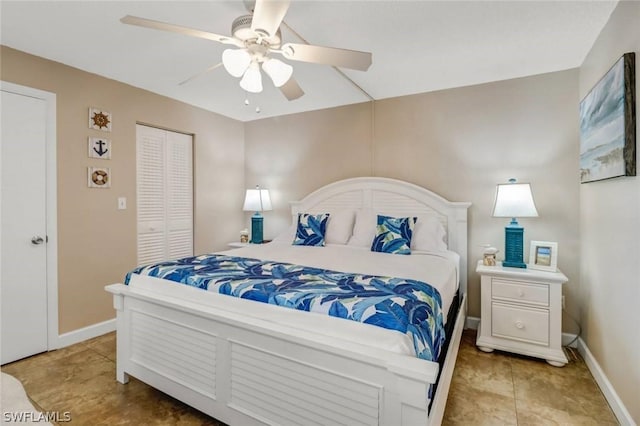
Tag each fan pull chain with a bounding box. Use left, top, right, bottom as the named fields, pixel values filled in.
left=243, top=93, right=260, bottom=113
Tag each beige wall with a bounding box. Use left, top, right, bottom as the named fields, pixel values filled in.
left=578, top=1, right=640, bottom=422
left=245, top=70, right=580, bottom=327
left=1, top=46, right=245, bottom=334
left=244, top=103, right=374, bottom=235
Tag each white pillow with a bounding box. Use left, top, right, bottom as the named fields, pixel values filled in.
left=272, top=210, right=356, bottom=245
left=348, top=209, right=447, bottom=251
left=347, top=209, right=377, bottom=247
left=325, top=210, right=355, bottom=245
left=412, top=215, right=447, bottom=251
left=271, top=223, right=295, bottom=244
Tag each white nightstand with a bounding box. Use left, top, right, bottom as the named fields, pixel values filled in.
left=227, top=242, right=249, bottom=248
left=227, top=240, right=272, bottom=248
left=476, top=260, right=568, bottom=366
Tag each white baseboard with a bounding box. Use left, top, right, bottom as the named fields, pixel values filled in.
left=57, top=318, right=116, bottom=349
left=578, top=338, right=636, bottom=426
left=465, top=316, right=480, bottom=330
left=561, top=332, right=578, bottom=348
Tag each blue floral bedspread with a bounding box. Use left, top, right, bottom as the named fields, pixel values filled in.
left=125, top=254, right=445, bottom=362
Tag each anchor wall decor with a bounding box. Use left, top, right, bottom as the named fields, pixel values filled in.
left=88, top=137, right=111, bottom=159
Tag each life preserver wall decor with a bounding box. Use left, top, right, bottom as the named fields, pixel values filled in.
left=88, top=167, right=111, bottom=188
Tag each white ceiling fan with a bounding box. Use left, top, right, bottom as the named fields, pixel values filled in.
left=121, top=0, right=372, bottom=101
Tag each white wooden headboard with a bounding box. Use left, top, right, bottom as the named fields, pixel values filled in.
left=289, top=177, right=472, bottom=297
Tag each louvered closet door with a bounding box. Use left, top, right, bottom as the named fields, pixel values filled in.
left=166, top=131, right=193, bottom=259
left=136, top=125, right=193, bottom=265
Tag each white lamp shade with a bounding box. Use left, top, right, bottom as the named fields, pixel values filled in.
left=239, top=62, right=263, bottom=93
left=262, top=58, right=293, bottom=87
left=243, top=188, right=272, bottom=212
left=492, top=182, right=538, bottom=218
left=222, top=48, right=251, bottom=78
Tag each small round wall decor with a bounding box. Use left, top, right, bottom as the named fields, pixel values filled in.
left=88, top=167, right=111, bottom=188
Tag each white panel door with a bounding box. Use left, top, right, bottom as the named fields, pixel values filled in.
left=1, top=90, right=48, bottom=364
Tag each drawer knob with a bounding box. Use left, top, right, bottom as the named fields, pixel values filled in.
left=518, top=289, right=525, bottom=297
left=515, top=320, right=524, bottom=329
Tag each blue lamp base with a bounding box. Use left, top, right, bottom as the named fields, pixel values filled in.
left=250, top=212, right=264, bottom=244
left=503, top=219, right=527, bottom=268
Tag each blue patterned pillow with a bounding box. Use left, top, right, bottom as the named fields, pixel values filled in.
left=371, top=215, right=417, bottom=255
left=292, top=213, right=330, bottom=246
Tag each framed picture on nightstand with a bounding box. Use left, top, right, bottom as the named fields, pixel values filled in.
left=529, top=240, right=558, bottom=272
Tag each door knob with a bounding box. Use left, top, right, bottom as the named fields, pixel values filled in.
left=31, top=236, right=45, bottom=245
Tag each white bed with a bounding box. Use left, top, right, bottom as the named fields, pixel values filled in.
left=221, top=243, right=460, bottom=324
left=106, top=177, right=471, bottom=426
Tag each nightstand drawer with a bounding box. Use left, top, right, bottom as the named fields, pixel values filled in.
left=491, top=303, right=549, bottom=346
left=492, top=279, right=548, bottom=306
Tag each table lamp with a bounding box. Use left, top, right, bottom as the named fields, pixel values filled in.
left=243, top=185, right=272, bottom=244
left=492, top=178, right=538, bottom=268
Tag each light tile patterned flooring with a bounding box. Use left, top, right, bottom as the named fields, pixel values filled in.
left=442, top=330, right=618, bottom=425
left=1, top=329, right=617, bottom=425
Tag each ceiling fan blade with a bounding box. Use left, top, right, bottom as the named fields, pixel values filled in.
left=280, top=43, right=372, bottom=71
left=121, top=15, right=243, bottom=47
left=250, top=0, right=290, bottom=38
left=279, top=77, right=304, bottom=101
left=178, top=63, right=223, bottom=86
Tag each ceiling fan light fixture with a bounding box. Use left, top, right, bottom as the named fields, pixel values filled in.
left=222, top=48, right=252, bottom=78
left=239, top=62, right=263, bottom=93
left=262, top=58, right=293, bottom=87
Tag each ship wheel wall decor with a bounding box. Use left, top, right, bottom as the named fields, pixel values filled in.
left=89, top=107, right=112, bottom=132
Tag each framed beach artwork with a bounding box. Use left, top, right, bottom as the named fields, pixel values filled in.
left=529, top=241, right=558, bottom=272
left=579, top=52, right=636, bottom=183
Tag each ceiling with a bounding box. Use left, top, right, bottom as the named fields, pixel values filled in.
left=1, top=1, right=617, bottom=122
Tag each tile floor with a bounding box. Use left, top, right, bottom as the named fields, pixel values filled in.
left=442, top=330, right=618, bottom=425
left=1, top=329, right=617, bottom=425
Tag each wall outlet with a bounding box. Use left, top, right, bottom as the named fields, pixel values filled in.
left=562, top=295, right=566, bottom=309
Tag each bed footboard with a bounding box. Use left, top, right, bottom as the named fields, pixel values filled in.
left=106, top=283, right=453, bottom=426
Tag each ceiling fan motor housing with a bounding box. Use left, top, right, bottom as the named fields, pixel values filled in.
left=232, top=14, right=281, bottom=48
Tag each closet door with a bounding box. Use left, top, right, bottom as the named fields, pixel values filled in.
left=136, top=125, right=193, bottom=265
left=166, top=131, right=193, bottom=259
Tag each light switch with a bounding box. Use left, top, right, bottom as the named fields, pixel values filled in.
left=118, top=197, right=127, bottom=210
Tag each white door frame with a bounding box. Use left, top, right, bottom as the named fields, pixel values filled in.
left=1, top=81, right=59, bottom=350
